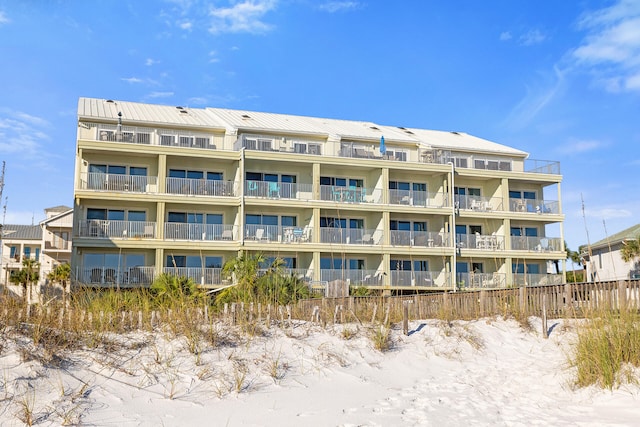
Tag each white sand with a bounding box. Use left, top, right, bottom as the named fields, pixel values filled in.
left=1, top=317, right=639, bottom=426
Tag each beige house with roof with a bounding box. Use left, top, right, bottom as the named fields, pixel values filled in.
left=72, top=97, right=565, bottom=292
left=0, top=206, right=73, bottom=295
left=582, top=224, right=640, bottom=282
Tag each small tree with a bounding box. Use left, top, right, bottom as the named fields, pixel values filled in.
left=9, top=258, right=40, bottom=304
left=150, top=273, right=201, bottom=308
left=48, top=262, right=71, bottom=305
left=216, top=252, right=309, bottom=305
left=621, top=235, right=640, bottom=263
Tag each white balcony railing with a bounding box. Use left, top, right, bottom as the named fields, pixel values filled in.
left=245, top=225, right=312, bottom=243
left=455, top=195, right=504, bottom=212
left=513, top=273, right=563, bottom=287
left=509, top=198, right=559, bottom=214
left=166, top=177, right=237, bottom=197
left=77, top=266, right=156, bottom=286
left=388, top=189, right=448, bottom=208
left=319, top=227, right=381, bottom=245
left=456, top=233, right=505, bottom=250
left=319, top=185, right=381, bottom=204
left=163, top=267, right=223, bottom=285
left=456, top=272, right=507, bottom=289
left=78, top=220, right=156, bottom=239
left=320, top=269, right=379, bottom=285
left=389, top=270, right=446, bottom=287
left=164, top=224, right=236, bottom=241
left=390, top=230, right=450, bottom=247
left=511, top=236, right=562, bottom=252
left=81, top=172, right=158, bottom=193
left=245, top=181, right=313, bottom=200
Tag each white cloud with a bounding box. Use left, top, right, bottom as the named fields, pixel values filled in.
left=572, top=0, right=640, bottom=93
left=519, top=29, right=546, bottom=46
left=0, top=11, right=9, bottom=25
left=0, top=110, right=50, bottom=157
left=556, top=138, right=606, bottom=154
left=503, top=66, right=566, bottom=129
left=208, top=50, right=220, bottom=63
left=318, top=1, right=360, bottom=13
left=145, top=58, right=159, bottom=66
left=147, top=91, right=174, bottom=98
left=208, top=0, right=277, bottom=34
left=121, top=77, right=144, bottom=84
left=179, top=20, right=193, bottom=30
left=585, top=207, right=632, bottom=219
left=188, top=97, right=208, bottom=105
left=499, top=31, right=512, bottom=41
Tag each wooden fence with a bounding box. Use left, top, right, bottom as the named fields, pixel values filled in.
left=2, top=281, right=638, bottom=334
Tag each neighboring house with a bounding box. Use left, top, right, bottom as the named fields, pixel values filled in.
left=0, top=224, right=42, bottom=288
left=39, top=205, right=73, bottom=283
left=582, top=223, right=640, bottom=282
left=0, top=206, right=73, bottom=292
left=72, top=97, right=565, bottom=292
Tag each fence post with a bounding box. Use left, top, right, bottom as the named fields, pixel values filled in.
left=479, top=290, right=487, bottom=317
left=542, top=294, right=548, bottom=339
left=618, top=280, right=627, bottom=312
left=402, top=301, right=409, bottom=335
left=519, top=287, right=527, bottom=317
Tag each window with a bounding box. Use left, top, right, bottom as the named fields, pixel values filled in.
left=87, top=209, right=145, bottom=221
left=170, top=169, right=222, bottom=180
left=513, top=263, right=540, bottom=274
left=9, top=246, right=16, bottom=258
left=320, top=258, right=364, bottom=270
left=320, top=217, right=363, bottom=229
left=510, top=190, right=536, bottom=200
left=166, top=255, right=222, bottom=268
left=168, top=212, right=222, bottom=224
left=510, top=227, right=537, bottom=237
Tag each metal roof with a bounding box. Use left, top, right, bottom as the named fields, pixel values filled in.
left=78, top=97, right=530, bottom=154
left=1, top=224, right=42, bottom=240
left=591, top=223, right=640, bottom=249
left=78, top=98, right=227, bottom=129
left=402, top=128, right=528, bottom=157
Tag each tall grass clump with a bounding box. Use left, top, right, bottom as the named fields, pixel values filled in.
left=570, top=308, right=640, bottom=389
left=215, top=252, right=309, bottom=307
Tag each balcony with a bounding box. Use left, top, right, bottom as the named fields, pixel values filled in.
left=81, top=172, right=158, bottom=193
left=245, top=225, right=312, bottom=243
left=511, top=236, right=562, bottom=252
left=457, top=272, right=507, bottom=289
left=513, top=273, right=563, bottom=287
left=78, top=266, right=156, bottom=286
left=390, top=230, right=450, bottom=247
left=44, top=240, right=71, bottom=251
left=245, top=181, right=313, bottom=200
left=389, top=189, right=447, bottom=208
left=319, top=227, right=381, bottom=245
left=455, top=195, right=504, bottom=212
left=509, top=198, right=559, bottom=214
left=78, top=220, right=156, bottom=239
left=164, top=224, right=236, bottom=241
left=320, top=269, right=380, bottom=286
left=80, top=122, right=219, bottom=151
left=257, top=268, right=313, bottom=283
left=235, top=134, right=322, bottom=155
left=456, top=233, right=505, bottom=250
left=390, top=270, right=447, bottom=287
left=163, top=267, right=223, bottom=286
left=166, top=177, right=237, bottom=197
left=320, top=185, right=381, bottom=204
left=524, top=159, right=561, bottom=175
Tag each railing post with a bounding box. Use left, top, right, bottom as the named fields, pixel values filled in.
left=519, top=286, right=527, bottom=317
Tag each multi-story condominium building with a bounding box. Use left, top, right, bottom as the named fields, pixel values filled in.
left=73, top=97, right=565, bottom=293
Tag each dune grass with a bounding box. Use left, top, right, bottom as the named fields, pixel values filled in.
left=569, top=308, right=640, bottom=389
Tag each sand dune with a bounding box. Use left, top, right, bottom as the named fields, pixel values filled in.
left=1, top=317, right=639, bottom=426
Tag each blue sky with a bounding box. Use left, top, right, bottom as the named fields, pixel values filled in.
left=0, top=0, right=639, bottom=253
